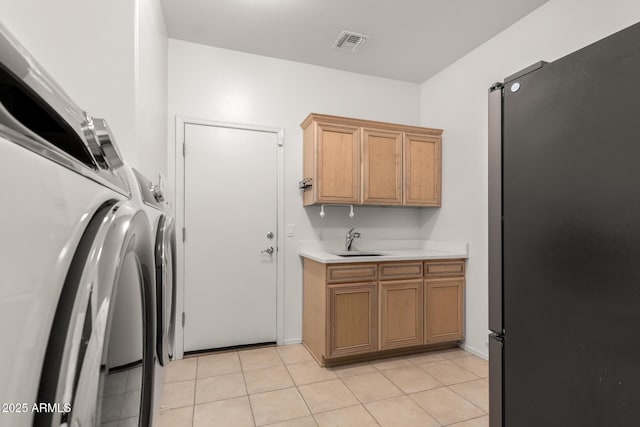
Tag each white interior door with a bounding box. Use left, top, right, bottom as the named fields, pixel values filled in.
left=183, top=123, right=278, bottom=352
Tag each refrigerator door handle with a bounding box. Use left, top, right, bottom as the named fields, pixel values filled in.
left=488, top=84, right=504, bottom=333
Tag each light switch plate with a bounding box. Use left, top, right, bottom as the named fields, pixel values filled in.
left=287, top=224, right=295, bottom=237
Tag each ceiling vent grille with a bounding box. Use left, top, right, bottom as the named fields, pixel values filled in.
left=333, top=31, right=369, bottom=52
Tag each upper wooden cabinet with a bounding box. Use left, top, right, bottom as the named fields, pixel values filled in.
left=362, top=128, right=402, bottom=205
left=404, top=133, right=442, bottom=206
left=301, top=113, right=443, bottom=207
left=304, top=121, right=360, bottom=205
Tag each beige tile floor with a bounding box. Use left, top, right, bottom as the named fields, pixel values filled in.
left=155, top=345, right=489, bottom=427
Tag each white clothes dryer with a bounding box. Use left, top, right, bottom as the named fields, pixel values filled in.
left=0, top=24, right=158, bottom=427
left=120, top=164, right=176, bottom=418
left=122, top=165, right=177, bottom=367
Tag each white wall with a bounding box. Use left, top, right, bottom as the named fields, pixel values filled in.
left=0, top=0, right=138, bottom=164
left=0, top=0, right=168, bottom=176
left=419, top=0, right=640, bottom=358
left=136, top=0, right=169, bottom=178
left=168, top=39, right=421, bottom=345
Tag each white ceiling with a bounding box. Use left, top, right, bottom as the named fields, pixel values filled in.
left=160, top=0, right=550, bottom=83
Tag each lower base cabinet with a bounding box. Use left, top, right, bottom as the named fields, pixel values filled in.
left=302, top=258, right=465, bottom=365
left=328, top=283, right=377, bottom=357
left=379, top=280, right=424, bottom=350
left=425, top=278, right=464, bottom=343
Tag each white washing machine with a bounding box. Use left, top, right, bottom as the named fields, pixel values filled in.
left=0, top=24, right=159, bottom=426
left=120, top=164, right=176, bottom=417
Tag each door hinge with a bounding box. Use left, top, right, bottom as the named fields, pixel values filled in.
left=182, top=312, right=185, bottom=327
left=182, top=227, right=186, bottom=242
left=489, top=82, right=503, bottom=92
left=182, top=142, right=186, bottom=156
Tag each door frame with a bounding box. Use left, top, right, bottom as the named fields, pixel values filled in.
left=173, top=116, right=285, bottom=358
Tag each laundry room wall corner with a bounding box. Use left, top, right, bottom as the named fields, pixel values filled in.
left=0, top=0, right=169, bottom=173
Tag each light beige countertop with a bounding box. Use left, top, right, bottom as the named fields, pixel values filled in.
left=299, top=239, right=468, bottom=264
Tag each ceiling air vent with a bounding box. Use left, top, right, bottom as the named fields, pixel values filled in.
left=332, top=31, right=369, bottom=52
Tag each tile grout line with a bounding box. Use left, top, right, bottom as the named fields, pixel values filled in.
left=187, top=357, right=197, bottom=427
left=337, top=374, right=387, bottom=425
left=442, top=413, right=489, bottom=426
left=449, top=360, right=488, bottom=379
left=405, top=381, right=487, bottom=424
left=405, top=390, right=454, bottom=425
left=376, top=368, right=445, bottom=395
left=249, top=347, right=312, bottom=426
left=281, top=359, right=317, bottom=425
left=286, top=353, right=318, bottom=426
left=236, top=351, right=259, bottom=427
left=446, top=383, right=488, bottom=416
left=337, top=351, right=482, bottom=425
left=447, top=375, right=489, bottom=386
left=413, top=358, right=482, bottom=386
left=353, top=378, right=439, bottom=427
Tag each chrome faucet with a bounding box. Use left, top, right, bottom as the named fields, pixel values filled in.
left=346, top=227, right=361, bottom=251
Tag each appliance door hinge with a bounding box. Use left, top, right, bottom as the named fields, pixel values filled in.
left=489, top=82, right=503, bottom=92
left=182, top=312, right=185, bottom=327
left=182, top=227, right=186, bottom=242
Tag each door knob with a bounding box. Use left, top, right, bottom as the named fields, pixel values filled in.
left=261, top=246, right=274, bottom=255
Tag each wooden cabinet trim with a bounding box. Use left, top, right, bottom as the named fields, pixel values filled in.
left=302, top=123, right=316, bottom=206
left=379, top=279, right=424, bottom=350
left=302, top=259, right=327, bottom=361
left=424, top=260, right=465, bottom=278
left=327, top=282, right=378, bottom=357
left=302, top=113, right=443, bottom=136
left=327, top=264, right=377, bottom=283
left=379, top=262, right=423, bottom=280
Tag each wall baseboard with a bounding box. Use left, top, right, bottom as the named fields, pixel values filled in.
left=459, top=342, right=488, bottom=360
left=282, top=338, right=302, bottom=346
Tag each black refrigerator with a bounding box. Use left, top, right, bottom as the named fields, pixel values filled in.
left=488, top=22, right=640, bottom=427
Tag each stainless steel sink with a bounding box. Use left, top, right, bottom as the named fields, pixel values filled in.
left=331, top=251, right=386, bottom=257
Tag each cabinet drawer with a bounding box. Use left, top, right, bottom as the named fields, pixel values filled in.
left=424, top=260, right=465, bottom=278
left=379, top=262, right=423, bottom=280
left=327, top=264, right=377, bottom=283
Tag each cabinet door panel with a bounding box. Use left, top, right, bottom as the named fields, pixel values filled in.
left=362, top=128, right=402, bottom=205
left=425, top=278, right=464, bottom=343
left=328, top=283, right=377, bottom=357
left=380, top=280, right=424, bottom=350
left=317, top=123, right=360, bottom=203
left=404, top=133, right=441, bottom=206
